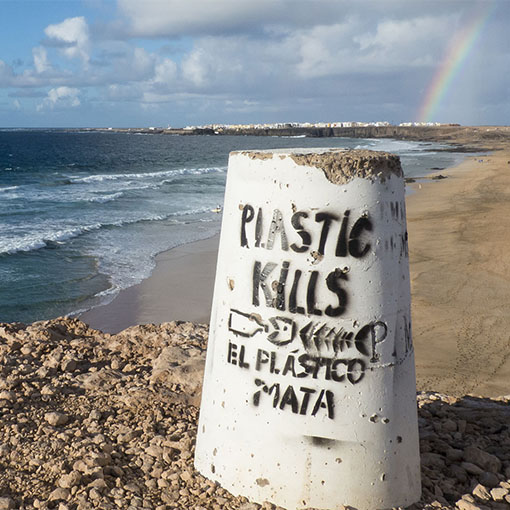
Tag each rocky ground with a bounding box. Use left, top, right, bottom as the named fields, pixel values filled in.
left=0, top=318, right=509, bottom=510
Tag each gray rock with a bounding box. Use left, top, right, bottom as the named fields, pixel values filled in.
left=0, top=497, right=15, bottom=510
left=48, top=488, right=70, bottom=501
left=479, top=471, right=499, bottom=488
left=45, top=412, right=69, bottom=427
left=461, top=461, right=484, bottom=476
left=442, top=419, right=457, bottom=432
left=58, top=471, right=82, bottom=489
left=72, top=459, right=89, bottom=473
left=40, top=384, right=55, bottom=396
left=61, top=359, right=77, bottom=372
left=421, top=452, right=446, bottom=468
left=5, top=318, right=510, bottom=510
left=88, top=479, right=107, bottom=490
left=464, top=446, right=502, bottom=473
left=180, top=471, right=192, bottom=482
left=86, top=452, right=111, bottom=467
left=150, top=345, right=205, bottom=406
left=88, top=488, right=101, bottom=500
left=0, top=391, right=15, bottom=402
left=124, top=483, right=141, bottom=494
left=88, top=409, right=102, bottom=421
left=449, top=464, right=468, bottom=483
left=145, top=445, right=163, bottom=459
left=446, top=448, right=464, bottom=462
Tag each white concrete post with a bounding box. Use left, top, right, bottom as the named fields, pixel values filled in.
left=195, top=148, right=421, bottom=510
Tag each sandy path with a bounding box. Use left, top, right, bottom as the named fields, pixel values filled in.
left=408, top=151, right=510, bottom=397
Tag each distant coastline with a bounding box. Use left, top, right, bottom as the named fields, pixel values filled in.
left=48, top=124, right=510, bottom=152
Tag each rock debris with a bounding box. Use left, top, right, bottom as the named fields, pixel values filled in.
left=0, top=317, right=509, bottom=509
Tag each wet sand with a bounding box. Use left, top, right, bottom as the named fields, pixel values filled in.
left=81, top=146, right=510, bottom=397
left=80, top=236, right=219, bottom=333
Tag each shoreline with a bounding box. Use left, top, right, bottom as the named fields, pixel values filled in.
left=54, top=124, right=507, bottom=153
left=79, top=235, right=219, bottom=333
left=79, top=148, right=472, bottom=335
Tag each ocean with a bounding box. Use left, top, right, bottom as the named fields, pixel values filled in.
left=0, top=130, right=465, bottom=324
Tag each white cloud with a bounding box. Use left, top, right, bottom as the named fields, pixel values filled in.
left=103, top=47, right=156, bottom=83
left=287, top=22, right=356, bottom=78
left=33, top=47, right=51, bottom=74
left=131, top=48, right=154, bottom=77
left=117, top=0, right=289, bottom=37
left=44, top=17, right=90, bottom=64
left=181, top=48, right=209, bottom=87
left=107, top=83, right=141, bottom=100
left=178, top=36, right=275, bottom=92
left=354, top=15, right=454, bottom=67
left=153, top=59, right=177, bottom=85
left=2, top=1, right=507, bottom=125
left=117, top=0, right=431, bottom=39
left=280, top=15, right=454, bottom=79
left=169, top=13, right=452, bottom=95
left=37, top=86, right=81, bottom=111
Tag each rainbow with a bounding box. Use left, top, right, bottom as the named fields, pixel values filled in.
left=417, top=6, right=494, bottom=123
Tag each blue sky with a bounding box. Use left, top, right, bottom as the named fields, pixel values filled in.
left=0, top=0, right=508, bottom=128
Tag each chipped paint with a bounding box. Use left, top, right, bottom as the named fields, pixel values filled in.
left=256, top=478, right=270, bottom=487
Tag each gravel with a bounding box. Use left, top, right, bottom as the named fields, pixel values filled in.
left=1, top=317, right=510, bottom=510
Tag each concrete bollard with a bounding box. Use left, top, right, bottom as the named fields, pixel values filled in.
left=195, top=148, right=421, bottom=510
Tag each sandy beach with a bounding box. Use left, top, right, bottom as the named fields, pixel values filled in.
left=408, top=150, right=510, bottom=398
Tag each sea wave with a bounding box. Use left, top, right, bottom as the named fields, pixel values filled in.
left=355, top=138, right=431, bottom=154
left=0, top=206, right=216, bottom=256
left=85, top=224, right=221, bottom=308
left=68, top=166, right=227, bottom=184
left=0, top=166, right=227, bottom=206
left=0, top=186, right=128, bottom=205
left=86, top=192, right=124, bottom=203
left=0, top=225, right=101, bottom=255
